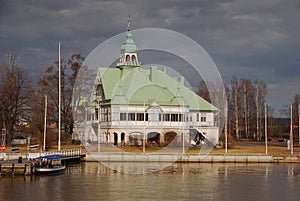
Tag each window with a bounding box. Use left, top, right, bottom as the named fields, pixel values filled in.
left=201, top=116, right=206, bottom=122
left=120, top=113, right=127, bottom=121
left=148, top=107, right=159, bottom=121
left=101, top=107, right=108, bottom=122
left=112, top=112, right=120, bottom=121
left=163, top=114, right=170, bottom=121
left=95, top=108, right=99, bottom=120
left=171, top=114, right=178, bottom=122
left=136, top=113, right=144, bottom=121
left=179, top=114, right=184, bottom=122
left=128, top=113, right=136, bottom=121
left=196, top=113, right=200, bottom=121
left=132, top=55, right=136, bottom=63
left=145, top=113, right=149, bottom=121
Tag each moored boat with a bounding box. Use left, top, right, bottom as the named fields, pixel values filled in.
left=35, top=154, right=65, bottom=175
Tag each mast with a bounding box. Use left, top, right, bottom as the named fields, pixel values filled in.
left=58, top=41, right=61, bottom=151
left=43, top=95, right=47, bottom=151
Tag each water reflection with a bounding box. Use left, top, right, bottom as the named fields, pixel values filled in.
left=1, top=163, right=300, bottom=201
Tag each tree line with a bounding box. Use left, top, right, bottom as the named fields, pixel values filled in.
left=198, top=76, right=300, bottom=141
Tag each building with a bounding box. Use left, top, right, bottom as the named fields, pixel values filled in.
left=74, top=24, right=219, bottom=148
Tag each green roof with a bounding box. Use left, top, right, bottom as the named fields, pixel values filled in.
left=97, top=67, right=218, bottom=111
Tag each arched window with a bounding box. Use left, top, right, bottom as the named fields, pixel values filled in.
left=126, top=55, right=130, bottom=62
left=132, top=55, right=136, bottom=63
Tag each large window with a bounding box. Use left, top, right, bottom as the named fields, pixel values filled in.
left=148, top=107, right=160, bottom=121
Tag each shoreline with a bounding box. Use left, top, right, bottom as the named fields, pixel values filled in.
left=83, top=152, right=300, bottom=163
left=1, top=145, right=300, bottom=164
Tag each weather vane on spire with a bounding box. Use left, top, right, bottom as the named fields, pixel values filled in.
left=127, top=14, right=131, bottom=31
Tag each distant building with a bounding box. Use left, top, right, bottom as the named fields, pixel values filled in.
left=74, top=24, right=219, bottom=147
left=11, top=135, right=27, bottom=145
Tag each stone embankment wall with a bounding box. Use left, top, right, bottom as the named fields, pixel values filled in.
left=84, top=152, right=300, bottom=163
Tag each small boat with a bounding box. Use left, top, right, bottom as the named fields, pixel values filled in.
left=35, top=154, right=66, bottom=175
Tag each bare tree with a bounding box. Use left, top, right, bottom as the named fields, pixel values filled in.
left=241, top=79, right=251, bottom=138
left=231, top=75, right=241, bottom=140
left=197, top=79, right=211, bottom=102
left=0, top=54, right=32, bottom=145
left=254, top=80, right=267, bottom=140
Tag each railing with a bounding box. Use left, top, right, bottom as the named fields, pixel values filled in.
left=27, top=148, right=83, bottom=160
left=45, top=148, right=82, bottom=157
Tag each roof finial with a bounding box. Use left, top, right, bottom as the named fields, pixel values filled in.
left=127, top=14, right=131, bottom=31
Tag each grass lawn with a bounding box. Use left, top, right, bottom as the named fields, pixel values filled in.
left=2, top=143, right=299, bottom=157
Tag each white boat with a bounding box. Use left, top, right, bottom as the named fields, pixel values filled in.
left=35, top=154, right=66, bottom=175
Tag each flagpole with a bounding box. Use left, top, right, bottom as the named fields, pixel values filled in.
left=290, top=104, right=293, bottom=155
left=264, top=102, right=268, bottom=155
left=298, top=104, right=300, bottom=156
left=58, top=41, right=61, bottom=151
left=225, top=99, right=228, bottom=154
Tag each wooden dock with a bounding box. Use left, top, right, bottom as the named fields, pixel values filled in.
left=0, top=148, right=85, bottom=176
left=0, top=162, right=35, bottom=175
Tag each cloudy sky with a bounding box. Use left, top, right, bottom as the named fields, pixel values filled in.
left=0, top=0, right=299, bottom=116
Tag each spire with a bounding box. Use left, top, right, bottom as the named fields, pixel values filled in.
left=116, top=16, right=141, bottom=68
left=127, top=14, right=131, bottom=31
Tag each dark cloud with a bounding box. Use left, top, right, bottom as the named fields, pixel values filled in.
left=0, top=0, right=299, bottom=115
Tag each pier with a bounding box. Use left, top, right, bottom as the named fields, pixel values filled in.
left=0, top=148, right=85, bottom=175
left=0, top=162, right=34, bottom=175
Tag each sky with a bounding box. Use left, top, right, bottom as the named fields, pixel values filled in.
left=0, top=0, right=299, bottom=116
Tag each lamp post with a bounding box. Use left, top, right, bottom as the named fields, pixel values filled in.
left=143, top=101, right=146, bottom=153
left=97, top=102, right=101, bottom=153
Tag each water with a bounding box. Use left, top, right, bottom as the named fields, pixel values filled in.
left=1, top=162, right=300, bottom=201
